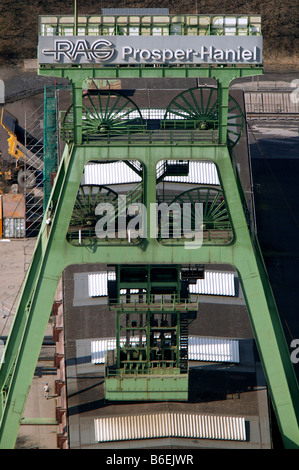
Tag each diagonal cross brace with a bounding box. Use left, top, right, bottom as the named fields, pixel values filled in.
left=0, top=142, right=298, bottom=448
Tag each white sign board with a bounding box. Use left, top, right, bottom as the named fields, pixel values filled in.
left=39, top=35, right=263, bottom=65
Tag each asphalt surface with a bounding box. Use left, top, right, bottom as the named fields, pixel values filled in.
left=249, top=120, right=299, bottom=384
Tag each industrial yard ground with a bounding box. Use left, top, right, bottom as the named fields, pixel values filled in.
left=0, top=239, right=58, bottom=449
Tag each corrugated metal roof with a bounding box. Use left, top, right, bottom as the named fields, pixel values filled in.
left=188, top=336, right=239, bottom=362
left=245, top=92, right=299, bottom=114
left=91, top=337, right=144, bottom=364
left=83, top=162, right=142, bottom=186
left=189, top=271, right=235, bottom=297
left=102, top=9, right=169, bottom=15
left=94, top=413, right=246, bottom=442
left=88, top=272, right=141, bottom=297
left=163, top=161, right=220, bottom=185
left=91, top=336, right=240, bottom=364
left=88, top=273, right=109, bottom=297
left=83, top=161, right=219, bottom=186
left=88, top=271, right=235, bottom=298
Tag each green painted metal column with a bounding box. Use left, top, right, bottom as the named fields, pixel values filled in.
left=217, top=79, right=230, bottom=144
left=115, top=311, right=121, bottom=370
left=0, top=143, right=298, bottom=447
left=143, top=148, right=157, bottom=241
left=0, top=143, right=76, bottom=448
left=72, top=81, right=83, bottom=145
left=1, top=58, right=298, bottom=447
left=43, top=86, right=58, bottom=212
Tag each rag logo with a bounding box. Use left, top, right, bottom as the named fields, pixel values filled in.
left=42, top=39, right=115, bottom=62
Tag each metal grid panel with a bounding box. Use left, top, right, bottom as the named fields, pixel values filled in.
left=39, top=14, right=261, bottom=36
left=94, top=413, right=246, bottom=442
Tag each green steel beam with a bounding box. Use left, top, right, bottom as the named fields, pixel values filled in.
left=1, top=64, right=298, bottom=449
left=40, top=67, right=262, bottom=149
left=43, top=86, right=58, bottom=211
left=217, top=81, right=229, bottom=144
left=105, top=375, right=189, bottom=402
left=38, top=65, right=263, bottom=82
left=0, top=141, right=298, bottom=448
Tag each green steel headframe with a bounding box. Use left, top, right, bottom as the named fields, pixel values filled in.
left=0, top=57, right=298, bottom=449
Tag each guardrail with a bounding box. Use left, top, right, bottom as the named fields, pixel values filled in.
left=59, top=111, right=219, bottom=144
left=108, top=295, right=198, bottom=312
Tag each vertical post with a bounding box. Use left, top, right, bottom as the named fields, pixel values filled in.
left=0, top=194, right=2, bottom=238
left=116, top=311, right=120, bottom=370
left=217, top=79, right=230, bottom=145
left=147, top=265, right=151, bottom=303
left=74, top=0, right=78, bottom=36
left=176, top=265, right=180, bottom=302
left=176, top=311, right=181, bottom=369
left=72, top=82, right=82, bottom=145
left=144, top=157, right=157, bottom=244
left=146, top=310, right=150, bottom=372
left=43, top=86, right=58, bottom=212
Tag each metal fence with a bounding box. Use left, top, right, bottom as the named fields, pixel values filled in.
left=245, top=91, right=299, bottom=115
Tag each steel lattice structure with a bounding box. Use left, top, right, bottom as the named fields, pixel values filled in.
left=0, top=12, right=298, bottom=449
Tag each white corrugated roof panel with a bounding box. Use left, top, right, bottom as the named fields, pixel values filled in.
left=88, top=270, right=235, bottom=299
left=91, top=336, right=239, bottom=364
left=189, top=271, right=235, bottom=297
left=88, top=273, right=109, bottom=297
left=188, top=337, right=239, bottom=362
left=91, top=337, right=146, bottom=364
left=83, top=160, right=219, bottom=186
left=245, top=92, right=299, bottom=114
left=95, top=413, right=246, bottom=442
left=163, top=161, right=220, bottom=185
left=88, top=272, right=143, bottom=298
left=83, top=161, right=142, bottom=185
